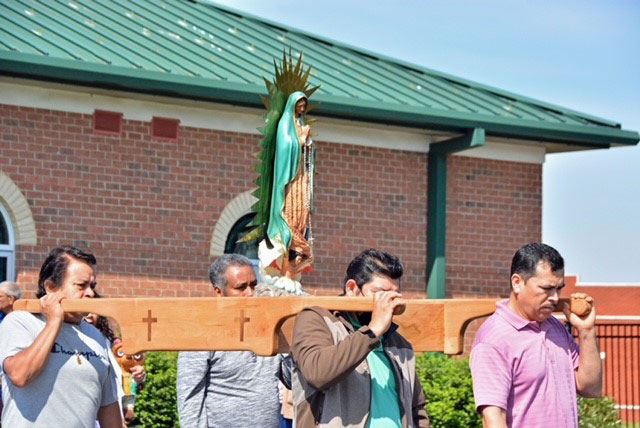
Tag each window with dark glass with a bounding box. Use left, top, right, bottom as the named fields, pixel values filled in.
left=0, top=206, right=15, bottom=282
left=0, top=257, right=6, bottom=282
left=224, top=213, right=258, bottom=259
left=0, top=214, right=8, bottom=245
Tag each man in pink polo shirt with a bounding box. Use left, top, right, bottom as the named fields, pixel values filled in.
left=470, top=243, right=602, bottom=428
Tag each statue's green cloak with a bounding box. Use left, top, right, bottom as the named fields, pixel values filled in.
left=266, top=91, right=307, bottom=250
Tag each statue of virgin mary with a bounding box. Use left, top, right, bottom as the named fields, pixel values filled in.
left=259, top=91, right=315, bottom=292
left=241, top=52, right=319, bottom=294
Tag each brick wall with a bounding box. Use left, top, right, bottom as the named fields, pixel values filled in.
left=446, top=156, right=542, bottom=353
left=1, top=104, right=542, bottom=300
left=305, top=143, right=428, bottom=294
left=447, top=156, right=542, bottom=298
left=3, top=104, right=259, bottom=298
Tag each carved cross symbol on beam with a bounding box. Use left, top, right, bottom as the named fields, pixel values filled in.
left=142, top=309, right=157, bottom=342
left=235, top=310, right=250, bottom=342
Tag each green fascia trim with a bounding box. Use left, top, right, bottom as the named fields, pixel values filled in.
left=312, top=95, right=639, bottom=147
left=2, top=51, right=638, bottom=148
left=0, top=52, right=265, bottom=106
left=207, top=1, right=621, bottom=128
left=427, top=129, right=486, bottom=299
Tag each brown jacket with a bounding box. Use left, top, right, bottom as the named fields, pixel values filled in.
left=290, top=307, right=430, bottom=428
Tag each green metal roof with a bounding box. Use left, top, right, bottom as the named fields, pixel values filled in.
left=1, top=0, right=637, bottom=148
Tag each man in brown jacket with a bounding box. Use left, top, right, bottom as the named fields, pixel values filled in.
left=291, top=249, right=429, bottom=427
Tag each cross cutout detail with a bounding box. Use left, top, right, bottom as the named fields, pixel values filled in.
left=235, top=310, right=250, bottom=342
left=142, top=309, right=157, bottom=342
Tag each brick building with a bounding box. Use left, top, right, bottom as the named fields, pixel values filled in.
left=1, top=1, right=638, bottom=300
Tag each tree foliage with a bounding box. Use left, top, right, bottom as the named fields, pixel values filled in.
left=416, top=353, right=481, bottom=428
left=128, top=350, right=623, bottom=428
left=578, top=396, right=622, bottom=428
left=131, top=351, right=180, bottom=428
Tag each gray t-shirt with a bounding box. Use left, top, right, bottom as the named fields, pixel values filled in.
left=0, top=311, right=118, bottom=427
left=177, top=351, right=290, bottom=427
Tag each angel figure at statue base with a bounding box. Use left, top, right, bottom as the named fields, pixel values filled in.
left=258, top=240, right=310, bottom=296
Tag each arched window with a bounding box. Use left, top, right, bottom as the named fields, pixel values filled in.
left=0, top=204, right=16, bottom=282
left=209, top=191, right=257, bottom=258
left=209, top=191, right=261, bottom=278
left=224, top=213, right=258, bottom=260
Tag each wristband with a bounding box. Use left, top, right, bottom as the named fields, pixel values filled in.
left=361, top=327, right=379, bottom=340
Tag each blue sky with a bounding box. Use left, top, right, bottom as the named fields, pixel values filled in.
left=215, top=0, right=640, bottom=282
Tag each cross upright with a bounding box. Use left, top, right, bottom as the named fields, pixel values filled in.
left=235, top=309, right=250, bottom=342
left=142, top=309, right=158, bottom=341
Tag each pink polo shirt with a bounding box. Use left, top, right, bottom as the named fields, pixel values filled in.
left=470, top=300, right=580, bottom=428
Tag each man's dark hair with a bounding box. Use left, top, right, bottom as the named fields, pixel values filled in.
left=36, top=246, right=97, bottom=298
left=510, top=243, right=564, bottom=281
left=208, top=253, right=253, bottom=291
left=343, top=249, right=404, bottom=291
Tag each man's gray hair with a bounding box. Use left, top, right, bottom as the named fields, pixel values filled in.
left=208, top=254, right=253, bottom=291
left=0, top=281, right=21, bottom=300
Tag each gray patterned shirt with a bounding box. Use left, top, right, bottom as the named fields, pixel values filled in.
left=177, top=351, right=290, bottom=427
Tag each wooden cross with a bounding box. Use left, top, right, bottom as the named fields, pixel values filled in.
left=235, top=310, right=250, bottom=342
left=142, top=309, right=157, bottom=341
left=13, top=297, right=587, bottom=356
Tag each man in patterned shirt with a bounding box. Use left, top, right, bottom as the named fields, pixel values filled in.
left=177, top=254, right=290, bottom=427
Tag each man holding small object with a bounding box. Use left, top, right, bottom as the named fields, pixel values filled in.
left=0, top=246, right=121, bottom=427
left=470, top=243, right=602, bottom=428
left=290, top=249, right=429, bottom=428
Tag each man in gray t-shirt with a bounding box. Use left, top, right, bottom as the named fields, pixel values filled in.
left=0, top=247, right=120, bottom=427
left=0, top=312, right=118, bottom=426
left=177, top=254, right=290, bottom=427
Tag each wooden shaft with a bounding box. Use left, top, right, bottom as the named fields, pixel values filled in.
left=12, top=296, right=590, bottom=356
left=16, top=297, right=586, bottom=317
left=14, top=296, right=499, bottom=355
left=14, top=296, right=375, bottom=318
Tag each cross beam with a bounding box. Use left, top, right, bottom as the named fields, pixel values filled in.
left=13, top=296, right=587, bottom=356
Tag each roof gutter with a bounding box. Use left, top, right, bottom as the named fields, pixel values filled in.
left=1, top=52, right=638, bottom=148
